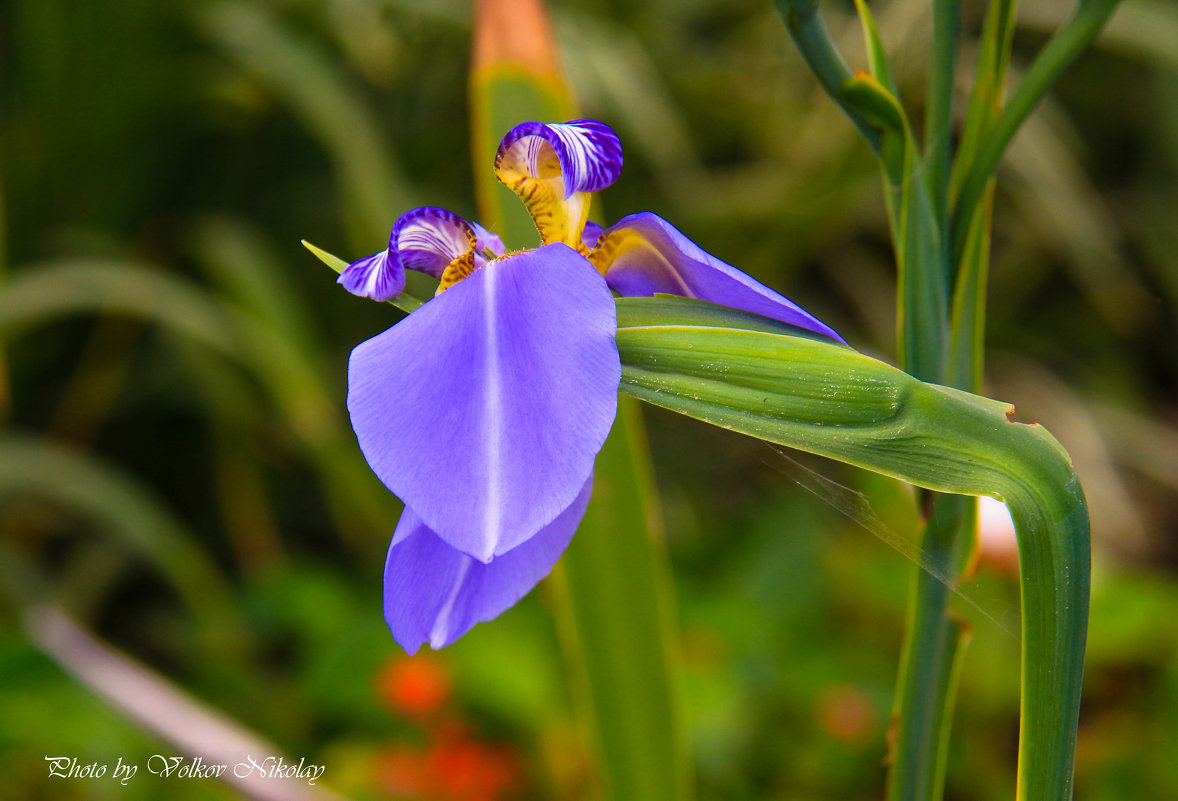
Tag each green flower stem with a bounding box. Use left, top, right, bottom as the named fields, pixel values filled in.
left=891, top=2, right=965, bottom=783
left=887, top=494, right=971, bottom=801
left=773, top=0, right=882, bottom=154
left=951, top=0, right=1124, bottom=266
left=948, top=0, right=1017, bottom=210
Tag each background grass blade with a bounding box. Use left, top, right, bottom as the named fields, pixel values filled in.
left=197, top=0, right=413, bottom=249
left=0, top=436, right=248, bottom=662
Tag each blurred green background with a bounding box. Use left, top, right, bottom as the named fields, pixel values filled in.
left=2, top=0, right=1177, bottom=799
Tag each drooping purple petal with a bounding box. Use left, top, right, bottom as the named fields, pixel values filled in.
left=338, top=250, right=404, bottom=302
left=337, top=207, right=479, bottom=302
left=348, top=243, right=619, bottom=562
left=384, top=476, right=592, bottom=653
left=496, top=120, right=623, bottom=197
left=593, top=212, right=845, bottom=342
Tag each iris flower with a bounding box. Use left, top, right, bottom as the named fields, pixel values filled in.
left=337, top=120, right=841, bottom=653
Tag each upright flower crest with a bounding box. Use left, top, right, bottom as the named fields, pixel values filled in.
left=335, top=119, right=843, bottom=652
left=494, top=120, right=623, bottom=250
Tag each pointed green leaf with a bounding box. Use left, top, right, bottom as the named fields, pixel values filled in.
left=852, top=0, right=899, bottom=96
left=951, top=0, right=1125, bottom=268
left=302, top=240, right=424, bottom=313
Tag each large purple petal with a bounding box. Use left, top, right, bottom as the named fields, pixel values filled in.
left=592, top=212, right=844, bottom=342
left=384, top=476, right=592, bottom=653
left=348, top=243, right=619, bottom=562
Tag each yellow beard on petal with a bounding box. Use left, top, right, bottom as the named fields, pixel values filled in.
left=437, top=249, right=480, bottom=294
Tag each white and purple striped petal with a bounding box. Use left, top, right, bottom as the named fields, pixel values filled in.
left=384, top=476, right=592, bottom=653
left=592, top=212, right=845, bottom=342
left=494, top=120, right=623, bottom=248
left=338, top=207, right=478, bottom=301
left=347, top=243, right=619, bottom=563
left=338, top=250, right=405, bottom=302
left=391, top=206, right=478, bottom=278
left=497, top=120, right=623, bottom=198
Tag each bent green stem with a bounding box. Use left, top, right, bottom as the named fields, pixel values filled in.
left=614, top=299, right=1090, bottom=801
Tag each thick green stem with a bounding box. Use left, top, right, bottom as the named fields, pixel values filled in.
left=554, top=399, right=689, bottom=801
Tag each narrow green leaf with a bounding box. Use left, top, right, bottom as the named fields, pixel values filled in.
left=841, top=74, right=949, bottom=384
left=840, top=72, right=906, bottom=184
left=553, top=399, right=689, bottom=801
left=924, top=0, right=959, bottom=234
left=0, top=436, right=248, bottom=661
left=302, top=240, right=424, bottom=313
left=852, top=0, right=899, bottom=96
left=615, top=298, right=1089, bottom=801
left=773, top=0, right=883, bottom=153
left=951, top=0, right=1124, bottom=268
left=948, top=184, right=995, bottom=393
left=949, top=0, right=1017, bottom=210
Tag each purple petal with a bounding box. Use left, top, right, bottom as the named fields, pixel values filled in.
left=384, top=476, right=592, bottom=653
left=593, top=212, right=844, bottom=342
left=338, top=250, right=404, bottom=302
left=347, top=243, right=619, bottom=562
left=496, top=120, right=623, bottom=198
left=582, top=220, right=604, bottom=250
left=338, top=207, right=480, bottom=302
left=391, top=206, right=478, bottom=279
left=471, top=221, right=506, bottom=259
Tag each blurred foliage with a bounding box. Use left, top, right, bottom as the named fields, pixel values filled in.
left=1, top=0, right=1176, bottom=800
